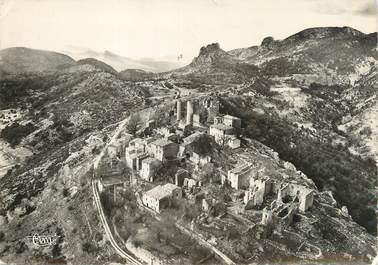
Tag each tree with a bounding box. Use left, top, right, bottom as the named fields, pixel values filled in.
left=200, top=162, right=214, bottom=182
left=100, top=192, right=114, bottom=217
left=127, top=114, right=141, bottom=136
left=192, top=135, right=213, bottom=155
left=219, top=135, right=231, bottom=148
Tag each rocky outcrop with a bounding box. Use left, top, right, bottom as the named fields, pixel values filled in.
left=190, top=43, right=237, bottom=68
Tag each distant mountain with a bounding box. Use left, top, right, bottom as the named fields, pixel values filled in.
left=162, top=27, right=377, bottom=236
left=0, top=47, right=75, bottom=75
left=118, top=69, right=155, bottom=81
left=0, top=26, right=377, bottom=264
left=228, top=26, right=377, bottom=85
left=61, top=46, right=185, bottom=73
left=77, top=58, right=117, bottom=75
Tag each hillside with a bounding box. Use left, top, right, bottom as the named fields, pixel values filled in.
left=118, top=69, right=156, bottom=81
left=0, top=26, right=376, bottom=264
left=77, top=58, right=118, bottom=75
left=0, top=58, right=174, bottom=263
left=0, top=47, right=75, bottom=76
left=163, top=27, right=378, bottom=235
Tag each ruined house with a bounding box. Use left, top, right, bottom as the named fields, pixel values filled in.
left=190, top=152, right=211, bottom=166
left=98, top=177, right=125, bottom=193
left=276, top=183, right=314, bottom=212
left=261, top=207, right=274, bottom=226
left=175, top=168, right=189, bottom=186
left=227, top=163, right=253, bottom=190
left=126, top=151, right=149, bottom=171
left=96, top=154, right=125, bottom=178
left=140, top=157, right=161, bottom=182
left=183, top=177, right=197, bottom=191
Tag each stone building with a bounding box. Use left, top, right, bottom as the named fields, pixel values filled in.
left=228, top=138, right=241, bottom=149
left=193, top=114, right=201, bottom=126
left=149, top=138, right=179, bottom=161
left=175, top=168, right=189, bottom=186
left=261, top=207, right=274, bottom=226
left=223, top=115, right=241, bottom=128
left=98, top=177, right=124, bottom=193
left=244, top=178, right=273, bottom=207
left=209, top=124, right=234, bottom=143
left=179, top=132, right=206, bottom=157
left=227, top=163, right=253, bottom=190
left=209, top=123, right=240, bottom=149
left=202, top=198, right=214, bottom=212
left=276, top=184, right=314, bottom=212
left=140, top=157, right=161, bottom=182
left=96, top=155, right=125, bottom=178
left=126, top=151, right=149, bottom=171
left=183, top=178, right=197, bottom=190
left=209, top=114, right=241, bottom=149
left=142, top=183, right=182, bottom=213
left=190, top=152, right=211, bottom=166
left=299, top=189, right=314, bottom=212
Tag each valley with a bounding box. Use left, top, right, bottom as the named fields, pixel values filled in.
left=0, top=26, right=376, bottom=265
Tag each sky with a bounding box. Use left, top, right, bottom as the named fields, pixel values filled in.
left=0, top=0, right=376, bottom=62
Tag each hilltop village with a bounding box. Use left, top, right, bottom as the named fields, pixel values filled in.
left=88, top=95, right=342, bottom=263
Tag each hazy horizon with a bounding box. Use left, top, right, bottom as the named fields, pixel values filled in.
left=0, top=0, right=376, bottom=63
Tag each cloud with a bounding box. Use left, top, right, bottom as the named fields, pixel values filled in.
left=308, top=0, right=376, bottom=16
left=309, top=0, right=348, bottom=15
left=355, top=1, right=377, bottom=16
left=0, top=0, right=15, bottom=19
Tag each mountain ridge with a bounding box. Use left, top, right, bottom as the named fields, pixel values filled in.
left=0, top=26, right=376, bottom=264
left=0, top=47, right=76, bottom=76
left=61, top=46, right=185, bottom=73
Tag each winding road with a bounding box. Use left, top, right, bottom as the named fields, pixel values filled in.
left=89, top=93, right=218, bottom=264
left=91, top=114, right=145, bottom=264
left=92, top=179, right=144, bottom=265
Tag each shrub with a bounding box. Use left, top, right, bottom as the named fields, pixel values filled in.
left=100, top=192, right=114, bottom=217
left=62, top=188, right=70, bottom=197
left=81, top=242, right=98, bottom=253
left=126, top=114, right=141, bottom=136
left=0, top=122, right=36, bottom=147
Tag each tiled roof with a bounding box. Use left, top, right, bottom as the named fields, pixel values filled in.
left=101, top=177, right=124, bottom=186
left=183, top=131, right=204, bottom=143
left=144, top=183, right=180, bottom=200
left=224, top=115, right=240, bottom=120
left=142, top=157, right=161, bottom=167
left=210, top=124, right=233, bottom=131
left=229, top=163, right=252, bottom=174
left=151, top=138, right=174, bottom=147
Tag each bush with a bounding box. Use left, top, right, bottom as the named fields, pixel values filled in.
left=81, top=242, right=98, bottom=253
left=62, top=188, right=70, bottom=197
left=126, top=114, right=141, bottom=136
left=100, top=192, right=114, bottom=217
left=192, top=135, right=213, bottom=156
left=0, top=122, right=36, bottom=147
